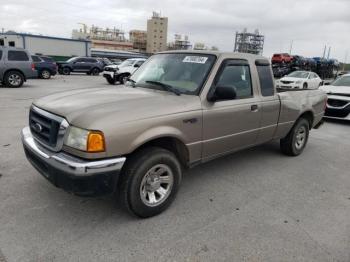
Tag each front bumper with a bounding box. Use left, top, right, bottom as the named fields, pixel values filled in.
left=21, top=127, right=126, bottom=196
left=102, top=71, right=115, bottom=78
left=276, top=82, right=302, bottom=89
left=324, top=95, right=350, bottom=121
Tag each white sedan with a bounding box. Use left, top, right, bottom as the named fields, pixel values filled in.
left=276, top=71, right=322, bottom=89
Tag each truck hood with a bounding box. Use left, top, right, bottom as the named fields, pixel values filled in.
left=33, top=87, right=201, bottom=129
left=320, top=85, right=350, bottom=96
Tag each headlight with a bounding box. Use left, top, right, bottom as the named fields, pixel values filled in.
left=65, top=126, right=105, bottom=152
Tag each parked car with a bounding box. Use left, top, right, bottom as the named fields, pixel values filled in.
left=96, top=57, right=112, bottom=67
left=272, top=64, right=291, bottom=78
left=0, top=46, right=37, bottom=88
left=22, top=51, right=326, bottom=218
left=31, top=55, right=57, bottom=79
left=276, top=71, right=322, bottom=89
left=111, top=59, right=122, bottom=65
left=102, top=58, right=146, bottom=84
left=57, top=57, right=104, bottom=75
left=320, top=74, right=350, bottom=120
left=271, top=53, right=293, bottom=64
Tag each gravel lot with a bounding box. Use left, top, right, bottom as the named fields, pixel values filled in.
left=0, top=75, right=349, bottom=262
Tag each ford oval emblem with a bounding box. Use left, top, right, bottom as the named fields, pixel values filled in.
left=33, top=123, right=43, bottom=133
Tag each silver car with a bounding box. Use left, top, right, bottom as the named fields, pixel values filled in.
left=320, top=74, right=350, bottom=120
left=0, top=47, right=38, bottom=87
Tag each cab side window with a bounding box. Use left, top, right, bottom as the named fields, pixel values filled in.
left=215, top=60, right=253, bottom=99
left=256, top=62, right=274, bottom=96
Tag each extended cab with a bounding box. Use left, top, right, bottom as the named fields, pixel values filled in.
left=21, top=51, right=326, bottom=218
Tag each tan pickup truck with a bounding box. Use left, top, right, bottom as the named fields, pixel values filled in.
left=22, top=51, right=326, bottom=218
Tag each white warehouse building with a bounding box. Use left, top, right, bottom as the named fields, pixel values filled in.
left=0, top=33, right=91, bottom=60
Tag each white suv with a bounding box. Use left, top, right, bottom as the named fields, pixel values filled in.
left=103, top=58, right=146, bottom=85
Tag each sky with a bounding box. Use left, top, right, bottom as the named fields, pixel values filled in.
left=1, top=0, right=349, bottom=61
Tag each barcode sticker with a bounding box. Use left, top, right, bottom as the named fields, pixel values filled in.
left=183, top=56, right=208, bottom=64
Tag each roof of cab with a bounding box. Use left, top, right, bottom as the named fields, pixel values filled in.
left=157, top=50, right=269, bottom=62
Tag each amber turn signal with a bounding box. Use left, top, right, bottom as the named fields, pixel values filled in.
left=87, top=131, right=105, bottom=152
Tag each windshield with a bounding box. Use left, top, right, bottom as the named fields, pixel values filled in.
left=287, top=71, right=309, bottom=78
left=119, top=59, right=136, bottom=67
left=129, top=53, right=216, bottom=95
left=66, top=57, right=77, bottom=63
left=331, top=76, right=350, bottom=87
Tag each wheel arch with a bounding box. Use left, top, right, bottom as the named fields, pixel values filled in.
left=127, top=135, right=190, bottom=168
left=4, top=69, right=26, bottom=81
left=299, top=110, right=314, bottom=129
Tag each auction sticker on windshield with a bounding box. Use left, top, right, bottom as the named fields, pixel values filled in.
left=183, top=56, right=208, bottom=64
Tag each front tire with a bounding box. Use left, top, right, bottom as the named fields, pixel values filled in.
left=106, top=77, right=116, bottom=85
left=4, top=71, right=24, bottom=88
left=118, top=74, right=130, bottom=84
left=118, top=147, right=182, bottom=218
left=280, top=118, right=309, bottom=156
left=303, top=83, right=308, bottom=89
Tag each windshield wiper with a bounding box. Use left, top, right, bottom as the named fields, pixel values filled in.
left=145, top=81, right=181, bottom=96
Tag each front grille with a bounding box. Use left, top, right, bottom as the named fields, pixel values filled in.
left=29, top=108, right=60, bottom=147
left=325, top=108, right=350, bottom=118
left=327, top=99, right=348, bottom=108
left=281, top=81, right=293, bottom=84
left=104, top=67, right=116, bottom=72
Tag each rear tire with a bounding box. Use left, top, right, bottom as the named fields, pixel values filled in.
left=91, top=67, right=100, bottom=76
left=118, top=147, right=182, bottom=218
left=280, top=118, right=309, bottom=156
left=40, top=69, right=51, bottom=79
left=62, top=67, right=71, bottom=75
left=4, top=71, right=24, bottom=88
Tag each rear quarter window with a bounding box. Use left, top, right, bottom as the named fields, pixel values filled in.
left=8, top=51, right=29, bottom=61
left=256, top=65, right=275, bottom=96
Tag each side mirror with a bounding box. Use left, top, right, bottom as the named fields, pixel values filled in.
left=134, top=64, right=140, bottom=68
left=324, top=82, right=330, bottom=85
left=208, top=85, right=237, bottom=102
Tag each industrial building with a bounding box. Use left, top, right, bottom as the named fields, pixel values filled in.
left=72, top=25, right=133, bottom=51
left=90, top=48, right=147, bottom=60
left=129, top=30, right=147, bottom=52
left=168, top=34, right=192, bottom=50
left=0, top=32, right=91, bottom=60
left=234, top=29, right=264, bottom=55
left=146, top=12, right=168, bottom=53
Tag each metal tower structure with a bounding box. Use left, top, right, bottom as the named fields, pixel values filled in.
left=234, top=29, right=264, bottom=55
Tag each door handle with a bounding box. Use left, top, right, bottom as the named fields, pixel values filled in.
left=251, top=104, right=258, bottom=112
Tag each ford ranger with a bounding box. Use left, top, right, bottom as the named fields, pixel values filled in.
left=21, top=51, right=326, bottom=218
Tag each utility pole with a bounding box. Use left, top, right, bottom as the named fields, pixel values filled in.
left=327, top=46, right=331, bottom=59
left=322, top=45, right=327, bottom=59
left=343, top=51, right=348, bottom=71
left=289, top=40, right=293, bottom=54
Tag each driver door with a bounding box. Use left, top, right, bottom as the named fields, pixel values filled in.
left=202, top=59, right=262, bottom=160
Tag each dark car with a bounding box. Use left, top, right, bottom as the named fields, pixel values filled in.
left=57, top=57, right=104, bottom=75
left=31, top=55, right=57, bottom=79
